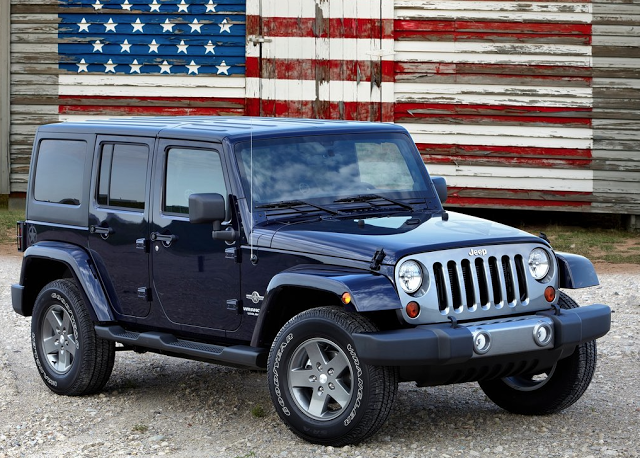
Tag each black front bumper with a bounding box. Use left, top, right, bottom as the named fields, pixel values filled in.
left=352, top=304, right=611, bottom=366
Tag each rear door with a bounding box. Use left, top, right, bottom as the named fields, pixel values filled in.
left=88, top=136, right=153, bottom=318
left=150, top=138, right=241, bottom=334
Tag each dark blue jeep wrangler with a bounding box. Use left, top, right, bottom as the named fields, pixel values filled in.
left=12, top=117, right=610, bottom=446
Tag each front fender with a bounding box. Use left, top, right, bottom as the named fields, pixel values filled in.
left=250, top=265, right=401, bottom=347
left=555, top=252, right=599, bottom=289
left=18, top=242, right=114, bottom=322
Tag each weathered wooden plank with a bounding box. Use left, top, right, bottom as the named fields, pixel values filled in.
left=395, top=72, right=592, bottom=88
left=396, top=62, right=593, bottom=77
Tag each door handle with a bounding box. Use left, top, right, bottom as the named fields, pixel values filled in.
left=89, top=225, right=114, bottom=239
left=150, top=232, right=178, bottom=247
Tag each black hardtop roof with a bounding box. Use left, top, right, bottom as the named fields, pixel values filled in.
left=37, top=116, right=409, bottom=143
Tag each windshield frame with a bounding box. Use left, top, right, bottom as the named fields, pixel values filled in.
left=233, top=132, right=441, bottom=221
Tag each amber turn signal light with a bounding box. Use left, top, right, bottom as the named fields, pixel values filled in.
left=406, top=301, right=420, bottom=318
left=544, top=286, right=556, bottom=303
left=341, top=292, right=352, bottom=305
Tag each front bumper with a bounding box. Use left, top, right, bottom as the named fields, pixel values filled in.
left=352, top=304, right=610, bottom=366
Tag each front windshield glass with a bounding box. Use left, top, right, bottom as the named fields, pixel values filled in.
left=235, top=133, right=435, bottom=210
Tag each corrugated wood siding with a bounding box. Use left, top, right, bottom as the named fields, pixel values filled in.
left=592, top=0, right=640, bottom=213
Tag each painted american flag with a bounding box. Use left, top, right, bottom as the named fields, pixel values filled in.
left=55, top=0, right=596, bottom=210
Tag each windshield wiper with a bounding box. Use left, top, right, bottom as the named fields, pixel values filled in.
left=256, top=199, right=340, bottom=215
left=333, top=194, right=414, bottom=211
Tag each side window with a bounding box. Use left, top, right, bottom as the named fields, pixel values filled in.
left=164, top=148, right=227, bottom=215
left=97, top=143, right=148, bottom=210
left=33, top=139, right=86, bottom=205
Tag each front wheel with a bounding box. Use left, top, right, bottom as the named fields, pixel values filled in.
left=31, top=279, right=115, bottom=395
left=478, top=291, right=597, bottom=415
left=267, top=307, right=398, bottom=446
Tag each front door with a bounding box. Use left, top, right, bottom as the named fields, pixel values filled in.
left=88, top=137, right=153, bottom=318
left=150, top=139, right=241, bottom=333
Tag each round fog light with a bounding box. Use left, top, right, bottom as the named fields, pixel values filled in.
left=473, top=330, right=491, bottom=355
left=533, top=322, right=553, bottom=347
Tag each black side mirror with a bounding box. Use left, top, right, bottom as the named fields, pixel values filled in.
left=432, top=176, right=447, bottom=203
left=189, top=193, right=226, bottom=224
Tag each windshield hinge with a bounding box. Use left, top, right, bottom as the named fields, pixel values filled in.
left=370, top=248, right=386, bottom=271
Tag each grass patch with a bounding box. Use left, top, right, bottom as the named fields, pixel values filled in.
left=132, top=424, right=149, bottom=433
left=0, top=209, right=25, bottom=245
left=523, top=225, right=640, bottom=265
left=250, top=404, right=265, bottom=418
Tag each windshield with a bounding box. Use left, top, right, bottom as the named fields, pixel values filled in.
left=234, top=133, right=437, bottom=212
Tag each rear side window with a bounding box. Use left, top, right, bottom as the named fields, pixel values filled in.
left=97, top=143, right=148, bottom=210
left=33, top=139, right=86, bottom=205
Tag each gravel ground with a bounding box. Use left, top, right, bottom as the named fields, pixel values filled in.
left=0, top=253, right=638, bottom=458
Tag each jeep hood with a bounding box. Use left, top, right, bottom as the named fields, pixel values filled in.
left=262, top=211, right=544, bottom=265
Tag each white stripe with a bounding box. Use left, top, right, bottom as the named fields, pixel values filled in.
left=395, top=41, right=591, bottom=57
left=58, top=74, right=245, bottom=98
left=403, top=123, right=593, bottom=149
left=260, top=0, right=394, bottom=19
left=395, top=51, right=592, bottom=67
left=246, top=78, right=394, bottom=103
left=262, top=37, right=395, bottom=60
left=426, top=164, right=594, bottom=193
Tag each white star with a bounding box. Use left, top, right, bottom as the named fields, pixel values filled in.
left=219, top=18, right=232, bottom=33
left=121, top=0, right=132, bottom=10
left=205, top=0, right=217, bottom=12
left=161, top=19, right=175, bottom=32
left=129, top=59, right=142, bottom=74
left=77, top=59, right=89, bottom=72
left=104, top=18, right=117, bottom=32
left=92, top=0, right=103, bottom=10
left=177, top=0, right=189, bottom=12
left=148, top=39, right=160, bottom=53
left=77, top=18, right=90, bottom=32
left=92, top=40, right=104, bottom=52
left=189, top=18, right=203, bottom=33
left=120, top=39, right=132, bottom=53
left=186, top=60, right=200, bottom=75
left=149, top=0, right=161, bottom=12
left=132, top=18, right=145, bottom=32
left=104, top=59, right=117, bottom=73
left=176, top=40, right=189, bottom=54
left=204, top=40, right=216, bottom=54
left=216, top=60, right=230, bottom=75
left=159, top=60, right=172, bottom=74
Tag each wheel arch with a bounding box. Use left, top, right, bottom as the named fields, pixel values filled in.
left=17, top=242, right=114, bottom=322
left=250, top=266, right=402, bottom=348
left=555, top=252, right=599, bottom=289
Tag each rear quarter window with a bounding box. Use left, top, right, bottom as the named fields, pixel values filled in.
left=33, top=139, right=87, bottom=205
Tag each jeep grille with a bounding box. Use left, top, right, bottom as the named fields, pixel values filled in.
left=433, top=255, right=529, bottom=314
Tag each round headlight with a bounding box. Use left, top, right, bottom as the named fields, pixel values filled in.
left=398, top=260, right=423, bottom=294
left=528, top=248, right=550, bottom=280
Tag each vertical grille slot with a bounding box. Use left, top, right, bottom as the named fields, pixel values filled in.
left=447, top=261, right=462, bottom=310
left=475, top=258, right=489, bottom=307
left=434, top=262, right=448, bottom=312
left=461, top=259, right=476, bottom=310
left=514, top=255, right=529, bottom=303
left=502, top=255, right=516, bottom=305
left=488, top=257, right=502, bottom=306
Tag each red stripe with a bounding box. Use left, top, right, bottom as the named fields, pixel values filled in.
left=396, top=20, right=592, bottom=35
left=254, top=17, right=395, bottom=39
left=250, top=99, right=393, bottom=122
left=59, top=96, right=245, bottom=116
left=416, top=144, right=592, bottom=159
left=395, top=62, right=593, bottom=77
left=425, top=155, right=591, bottom=168
left=445, top=188, right=592, bottom=208
left=247, top=57, right=395, bottom=82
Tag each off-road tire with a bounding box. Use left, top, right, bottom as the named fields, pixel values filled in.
left=478, top=291, right=597, bottom=414
left=31, top=279, right=115, bottom=395
left=267, top=307, right=398, bottom=446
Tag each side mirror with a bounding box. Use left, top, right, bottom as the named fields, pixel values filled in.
left=189, top=193, right=226, bottom=224
left=431, top=176, right=447, bottom=203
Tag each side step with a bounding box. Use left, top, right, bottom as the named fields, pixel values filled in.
left=95, top=325, right=267, bottom=369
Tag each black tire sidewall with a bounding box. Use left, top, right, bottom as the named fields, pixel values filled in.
left=269, top=315, right=370, bottom=443
left=31, top=282, right=87, bottom=394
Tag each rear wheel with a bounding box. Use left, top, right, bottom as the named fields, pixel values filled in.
left=478, top=292, right=597, bottom=414
left=31, top=279, right=115, bottom=395
left=267, top=307, right=398, bottom=446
